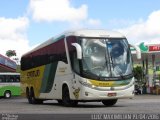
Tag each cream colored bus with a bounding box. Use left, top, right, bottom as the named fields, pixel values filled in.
left=20, top=29, right=141, bottom=106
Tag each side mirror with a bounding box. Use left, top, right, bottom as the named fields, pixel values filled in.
left=130, top=44, right=141, bottom=59
left=71, top=43, right=82, bottom=59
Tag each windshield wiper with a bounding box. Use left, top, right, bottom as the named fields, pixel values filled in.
left=83, top=70, right=100, bottom=80
left=118, top=73, right=125, bottom=79
left=118, top=73, right=134, bottom=80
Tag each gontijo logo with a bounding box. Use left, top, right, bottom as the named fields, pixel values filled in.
left=27, top=70, right=40, bottom=78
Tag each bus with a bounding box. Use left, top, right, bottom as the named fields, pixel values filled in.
left=20, top=29, right=141, bottom=106
left=0, top=72, right=21, bottom=98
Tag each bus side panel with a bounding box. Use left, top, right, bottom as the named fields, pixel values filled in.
left=20, top=65, right=45, bottom=98
left=39, top=62, right=58, bottom=93
left=21, top=62, right=60, bottom=99
left=0, top=85, right=21, bottom=96
left=38, top=61, right=72, bottom=99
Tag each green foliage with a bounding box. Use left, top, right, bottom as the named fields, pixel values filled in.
left=16, top=65, right=21, bottom=73
left=6, top=50, right=16, bottom=58
left=133, top=66, right=144, bottom=85
left=158, top=74, right=160, bottom=80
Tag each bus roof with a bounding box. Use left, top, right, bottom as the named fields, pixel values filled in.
left=65, top=29, right=125, bottom=38
left=0, top=72, right=20, bottom=75
left=22, top=29, right=125, bottom=57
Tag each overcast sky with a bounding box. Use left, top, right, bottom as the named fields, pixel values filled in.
left=0, top=0, right=160, bottom=58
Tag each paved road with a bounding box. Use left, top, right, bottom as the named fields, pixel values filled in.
left=0, top=95, right=160, bottom=114
left=0, top=95, right=160, bottom=120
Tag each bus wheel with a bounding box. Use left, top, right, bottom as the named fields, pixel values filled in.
left=102, top=99, right=118, bottom=106
left=4, top=91, right=11, bottom=99
left=57, top=100, right=63, bottom=105
left=26, top=88, right=32, bottom=104
left=28, top=88, right=35, bottom=104
left=62, top=86, right=78, bottom=107
left=30, top=88, right=43, bottom=104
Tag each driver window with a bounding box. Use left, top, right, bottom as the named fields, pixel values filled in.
left=83, top=39, right=106, bottom=70
left=70, top=51, right=80, bottom=74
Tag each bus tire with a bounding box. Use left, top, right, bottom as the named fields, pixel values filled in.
left=26, top=88, right=32, bottom=104
left=30, top=88, right=43, bottom=104
left=4, top=91, right=11, bottom=99
left=57, top=100, right=63, bottom=105
left=62, top=86, right=78, bottom=107
left=102, top=99, right=118, bottom=106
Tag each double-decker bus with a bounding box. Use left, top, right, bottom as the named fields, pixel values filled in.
left=21, top=29, right=141, bottom=106
left=0, top=72, right=20, bottom=98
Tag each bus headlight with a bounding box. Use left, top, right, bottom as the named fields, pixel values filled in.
left=79, top=80, right=95, bottom=88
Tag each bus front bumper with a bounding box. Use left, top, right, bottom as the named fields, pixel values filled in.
left=72, top=85, right=134, bottom=100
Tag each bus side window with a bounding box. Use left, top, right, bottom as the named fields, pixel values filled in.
left=10, top=77, right=14, bottom=82
left=4, top=75, right=9, bottom=82
left=16, top=76, right=20, bottom=82
left=2, top=75, right=6, bottom=82
left=0, top=76, right=4, bottom=82
left=68, top=48, right=81, bottom=75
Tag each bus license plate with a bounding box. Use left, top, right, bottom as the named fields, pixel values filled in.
left=107, top=93, right=117, bottom=97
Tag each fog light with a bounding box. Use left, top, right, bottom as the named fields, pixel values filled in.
left=132, top=90, right=135, bottom=95
left=85, top=92, right=89, bottom=96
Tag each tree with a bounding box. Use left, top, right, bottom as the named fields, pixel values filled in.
left=133, top=66, right=144, bottom=85
left=5, top=50, right=20, bottom=65
left=6, top=50, right=16, bottom=58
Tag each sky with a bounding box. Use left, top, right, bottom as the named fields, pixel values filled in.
left=0, top=0, right=160, bottom=59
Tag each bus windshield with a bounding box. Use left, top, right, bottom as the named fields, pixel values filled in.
left=81, top=38, right=133, bottom=80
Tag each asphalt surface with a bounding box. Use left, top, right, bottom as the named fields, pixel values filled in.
left=0, top=95, right=160, bottom=120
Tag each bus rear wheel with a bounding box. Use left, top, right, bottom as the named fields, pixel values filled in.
left=26, top=88, right=32, bottom=104
left=62, top=86, right=78, bottom=107
left=102, top=99, right=118, bottom=106
left=57, top=100, right=63, bottom=105
left=4, top=91, right=11, bottom=99
left=28, top=88, right=43, bottom=104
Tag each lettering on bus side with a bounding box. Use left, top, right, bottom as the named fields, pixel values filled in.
left=99, top=82, right=110, bottom=87
left=27, top=70, right=40, bottom=78
left=59, top=67, right=67, bottom=72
